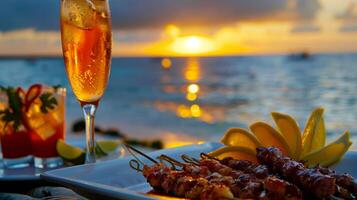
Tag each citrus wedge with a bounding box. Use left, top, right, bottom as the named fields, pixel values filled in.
left=249, top=122, right=291, bottom=156
left=56, top=139, right=85, bottom=164
left=95, top=145, right=107, bottom=157
left=208, top=146, right=258, bottom=163
left=97, top=140, right=121, bottom=154
left=302, top=131, right=352, bottom=167
left=221, top=128, right=262, bottom=151
left=301, top=107, right=326, bottom=158
left=271, top=112, right=302, bottom=159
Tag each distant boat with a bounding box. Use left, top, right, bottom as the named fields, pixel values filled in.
left=287, top=51, right=312, bottom=61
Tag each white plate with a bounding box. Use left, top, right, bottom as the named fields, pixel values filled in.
left=41, top=142, right=357, bottom=200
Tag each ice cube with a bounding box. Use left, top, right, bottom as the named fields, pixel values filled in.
left=62, top=0, right=97, bottom=29
left=92, top=0, right=109, bottom=16
left=36, top=123, right=56, bottom=140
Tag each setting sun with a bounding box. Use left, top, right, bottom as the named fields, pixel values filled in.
left=171, top=35, right=216, bottom=55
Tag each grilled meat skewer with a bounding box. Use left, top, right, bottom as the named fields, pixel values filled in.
left=315, top=166, right=357, bottom=199
left=127, top=144, right=355, bottom=200
left=162, top=154, right=302, bottom=200
left=256, top=147, right=336, bottom=199
left=196, top=158, right=302, bottom=200
left=220, top=157, right=269, bottom=179
left=142, top=163, right=234, bottom=200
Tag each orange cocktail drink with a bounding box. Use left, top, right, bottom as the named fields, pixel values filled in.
left=60, top=0, right=112, bottom=163
left=61, top=0, right=111, bottom=105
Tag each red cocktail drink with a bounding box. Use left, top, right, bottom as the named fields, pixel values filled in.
left=0, top=85, right=66, bottom=168
left=0, top=88, right=33, bottom=168
left=25, top=86, right=66, bottom=168
left=30, top=123, right=64, bottom=158
left=0, top=129, right=32, bottom=159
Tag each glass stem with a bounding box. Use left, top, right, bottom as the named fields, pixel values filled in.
left=82, top=104, right=97, bottom=164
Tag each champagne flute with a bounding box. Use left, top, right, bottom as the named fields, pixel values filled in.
left=60, top=0, right=112, bottom=163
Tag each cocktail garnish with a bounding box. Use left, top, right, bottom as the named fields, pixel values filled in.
left=0, top=86, right=23, bottom=131
left=39, top=92, right=58, bottom=114
left=0, top=84, right=60, bottom=131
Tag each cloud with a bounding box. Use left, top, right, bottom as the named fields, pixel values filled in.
left=114, top=30, right=162, bottom=43
left=336, top=2, right=357, bottom=22
left=291, top=23, right=321, bottom=33
left=339, top=24, right=357, bottom=32
left=110, top=0, right=321, bottom=29
left=0, top=29, right=60, bottom=55
left=336, top=2, right=357, bottom=32
left=0, top=0, right=321, bottom=31
left=112, top=0, right=268, bottom=29
left=293, top=0, right=321, bottom=20
left=0, top=28, right=162, bottom=56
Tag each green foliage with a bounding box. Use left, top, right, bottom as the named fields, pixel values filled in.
left=0, top=86, right=23, bottom=131
left=39, top=92, right=58, bottom=114
left=0, top=85, right=59, bottom=131
left=52, top=84, right=62, bottom=92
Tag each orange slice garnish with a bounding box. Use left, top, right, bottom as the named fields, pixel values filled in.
left=221, top=128, right=261, bottom=152
left=271, top=112, right=302, bottom=159
left=209, top=146, right=258, bottom=163
left=249, top=122, right=291, bottom=156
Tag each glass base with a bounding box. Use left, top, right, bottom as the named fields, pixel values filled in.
left=34, top=157, right=63, bottom=169
left=3, top=155, right=33, bottom=169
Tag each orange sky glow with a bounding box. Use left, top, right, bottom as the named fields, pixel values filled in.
left=0, top=0, right=357, bottom=57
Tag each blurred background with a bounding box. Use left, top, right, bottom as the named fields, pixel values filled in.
left=0, top=0, right=356, bottom=148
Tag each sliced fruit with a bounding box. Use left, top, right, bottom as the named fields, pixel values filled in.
left=249, top=122, right=291, bottom=156
left=271, top=112, right=302, bottom=159
left=97, top=140, right=121, bottom=154
left=24, top=84, right=42, bottom=112
left=208, top=146, right=258, bottom=163
left=24, top=101, right=59, bottom=140
left=95, top=145, right=107, bottom=157
left=56, top=139, right=85, bottom=164
left=301, top=107, right=326, bottom=158
left=221, top=128, right=261, bottom=151
left=302, top=131, right=352, bottom=167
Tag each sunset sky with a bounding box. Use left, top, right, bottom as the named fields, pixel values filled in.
left=0, top=0, right=357, bottom=56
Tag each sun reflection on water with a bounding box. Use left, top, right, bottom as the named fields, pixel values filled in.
left=160, top=132, right=200, bottom=148
left=177, top=58, right=203, bottom=118
left=156, top=58, right=221, bottom=126
left=187, top=83, right=199, bottom=94
left=186, top=93, right=197, bottom=101
left=184, top=58, right=201, bottom=82
left=161, top=58, right=172, bottom=69
left=190, top=104, right=202, bottom=117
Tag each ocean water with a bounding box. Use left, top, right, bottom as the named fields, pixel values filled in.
left=0, top=54, right=356, bottom=148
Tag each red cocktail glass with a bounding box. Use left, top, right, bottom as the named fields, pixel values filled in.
left=0, top=128, right=32, bottom=168
left=25, top=86, right=66, bottom=168
left=0, top=89, right=32, bottom=168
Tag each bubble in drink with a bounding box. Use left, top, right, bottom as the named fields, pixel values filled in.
left=61, top=0, right=112, bottom=104
left=62, top=0, right=97, bottom=29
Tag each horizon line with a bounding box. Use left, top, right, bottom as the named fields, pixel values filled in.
left=0, top=51, right=356, bottom=59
